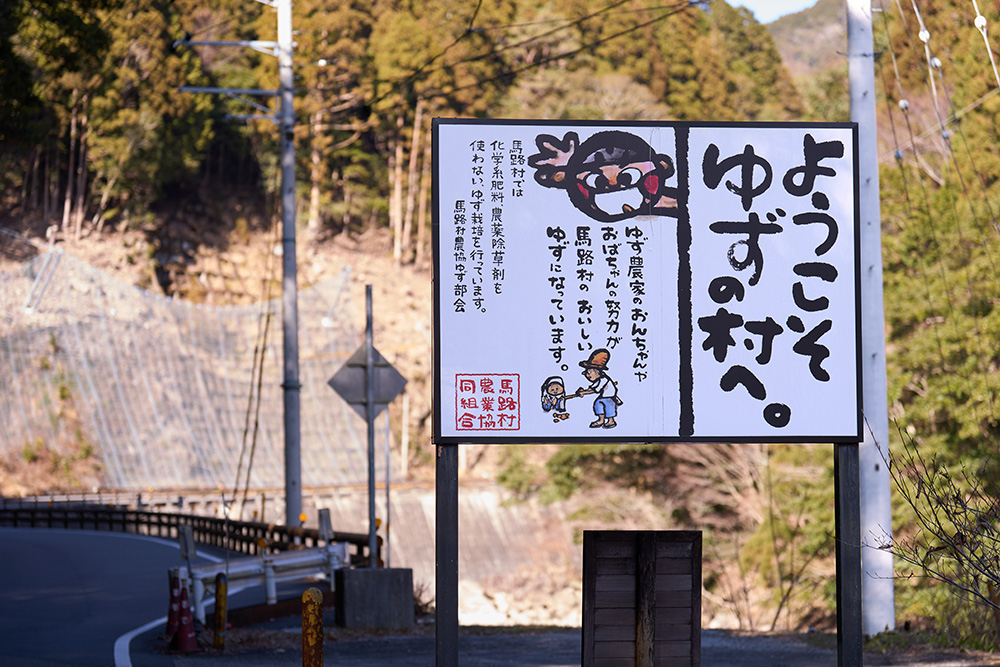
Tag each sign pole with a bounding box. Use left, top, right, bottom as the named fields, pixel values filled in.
left=327, top=289, right=406, bottom=569
left=835, top=442, right=863, bottom=666
left=365, top=285, right=378, bottom=568
left=436, top=443, right=459, bottom=667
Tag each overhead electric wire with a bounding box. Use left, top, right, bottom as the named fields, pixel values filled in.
left=405, top=1, right=695, bottom=103
left=368, top=0, right=695, bottom=107
left=232, top=168, right=283, bottom=516
left=970, top=0, right=1000, bottom=91
left=877, top=0, right=966, bottom=413
left=883, top=0, right=1000, bottom=436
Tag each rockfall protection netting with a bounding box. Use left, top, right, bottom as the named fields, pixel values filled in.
left=0, top=250, right=379, bottom=490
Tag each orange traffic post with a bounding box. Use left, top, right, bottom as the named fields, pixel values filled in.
left=302, top=587, right=323, bottom=667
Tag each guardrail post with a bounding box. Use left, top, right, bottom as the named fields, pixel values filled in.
left=302, top=587, right=323, bottom=667
left=193, top=574, right=206, bottom=626
left=213, top=573, right=228, bottom=650
left=264, top=557, right=277, bottom=605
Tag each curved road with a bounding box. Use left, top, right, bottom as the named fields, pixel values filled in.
left=0, top=527, right=216, bottom=666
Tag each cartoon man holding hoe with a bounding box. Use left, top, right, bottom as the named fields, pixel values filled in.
left=575, top=348, right=621, bottom=429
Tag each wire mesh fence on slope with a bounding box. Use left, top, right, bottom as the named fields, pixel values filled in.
left=0, top=250, right=383, bottom=490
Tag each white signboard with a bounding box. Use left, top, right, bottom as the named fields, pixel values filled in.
left=433, top=120, right=861, bottom=444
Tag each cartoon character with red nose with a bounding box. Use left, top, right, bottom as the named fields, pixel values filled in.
left=528, top=130, right=678, bottom=222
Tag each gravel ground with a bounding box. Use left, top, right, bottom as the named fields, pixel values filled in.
left=132, top=625, right=1000, bottom=667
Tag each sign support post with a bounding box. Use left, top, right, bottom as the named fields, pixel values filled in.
left=327, top=285, right=408, bottom=569
left=365, top=285, right=378, bottom=568
left=436, top=443, right=459, bottom=667
left=835, top=442, right=863, bottom=667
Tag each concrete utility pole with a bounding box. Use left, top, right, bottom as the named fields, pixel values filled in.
left=178, top=0, right=302, bottom=527
left=276, top=0, right=302, bottom=529
left=847, top=0, right=895, bottom=635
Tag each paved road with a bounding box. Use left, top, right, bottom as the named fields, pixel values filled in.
left=128, top=628, right=842, bottom=666
left=0, top=528, right=324, bottom=667
left=134, top=629, right=993, bottom=667
left=0, top=527, right=203, bottom=666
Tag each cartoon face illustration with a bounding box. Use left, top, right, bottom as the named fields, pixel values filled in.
left=528, top=131, right=678, bottom=222
left=544, top=378, right=565, bottom=398
left=541, top=376, right=571, bottom=421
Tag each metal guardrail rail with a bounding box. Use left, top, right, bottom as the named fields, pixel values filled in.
left=0, top=505, right=380, bottom=564
left=186, top=542, right=350, bottom=625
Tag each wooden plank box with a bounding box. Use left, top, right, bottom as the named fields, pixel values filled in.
left=583, top=531, right=702, bottom=667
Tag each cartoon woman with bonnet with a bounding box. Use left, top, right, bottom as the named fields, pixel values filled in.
left=540, top=376, right=571, bottom=422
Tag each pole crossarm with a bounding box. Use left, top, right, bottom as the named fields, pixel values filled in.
left=178, top=87, right=278, bottom=124
left=179, top=39, right=279, bottom=57
left=179, top=86, right=278, bottom=97
left=227, top=114, right=278, bottom=124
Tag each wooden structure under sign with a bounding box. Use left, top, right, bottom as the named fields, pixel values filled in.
left=583, top=531, right=702, bottom=667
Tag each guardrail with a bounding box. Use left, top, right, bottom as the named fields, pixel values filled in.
left=0, top=490, right=280, bottom=522
left=0, top=505, right=380, bottom=564
left=184, top=542, right=350, bottom=625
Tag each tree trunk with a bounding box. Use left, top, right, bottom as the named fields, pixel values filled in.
left=43, top=147, right=51, bottom=223
left=401, top=98, right=424, bottom=264
left=30, top=146, right=41, bottom=211
left=343, top=185, right=352, bottom=232
left=61, top=97, right=78, bottom=234
left=415, top=119, right=432, bottom=266
left=21, top=146, right=38, bottom=212
left=46, top=146, right=58, bottom=225
left=391, top=115, right=405, bottom=264
left=92, top=173, right=117, bottom=234
left=307, top=110, right=323, bottom=237
left=73, top=115, right=88, bottom=239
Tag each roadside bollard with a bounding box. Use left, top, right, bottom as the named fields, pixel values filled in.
left=302, top=587, right=323, bottom=667
left=213, top=573, right=227, bottom=650
left=264, top=557, right=276, bottom=605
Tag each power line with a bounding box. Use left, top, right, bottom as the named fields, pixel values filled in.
left=369, top=0, right=695, bottom=106
left=402, top=1, right=695, bottom=103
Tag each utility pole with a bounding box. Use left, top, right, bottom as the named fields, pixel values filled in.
left=178, top=0, right=302, bottom=528
left=276, top=0, right=302, bottom=530
left=847, top=0, right=895, bottom=635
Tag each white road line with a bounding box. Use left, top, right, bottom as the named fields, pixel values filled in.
left=114, top=616, right=166, bottom=667
left=114, top=581, right=255, bottom=667
left=110, top=535, right=226, bottom=667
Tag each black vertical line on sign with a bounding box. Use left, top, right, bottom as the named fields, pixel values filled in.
left=676, top=126, right=694, bottom=437
left=635, top=532, right=656, bottom=667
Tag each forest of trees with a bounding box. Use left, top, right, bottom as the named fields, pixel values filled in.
left=4, top=0, right=1000, bottom=642
left=0, top=0, right=801, bottom=257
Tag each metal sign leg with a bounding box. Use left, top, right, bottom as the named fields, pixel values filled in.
left=436, top=444, right=459, bottom=667
left=835, top=442, right=863, bottom=666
